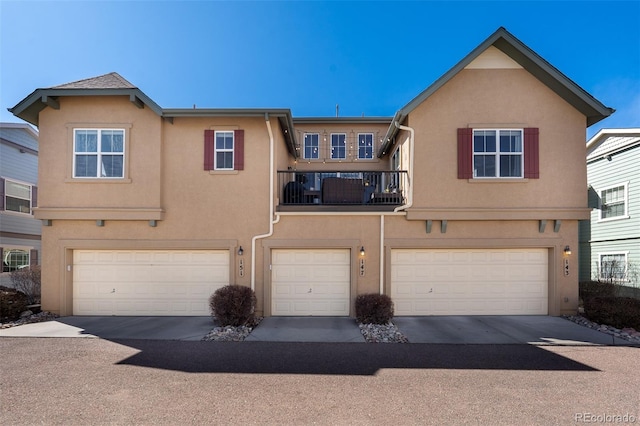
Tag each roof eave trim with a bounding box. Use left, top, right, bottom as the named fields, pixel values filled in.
left=9, top=87, right=164, bottom=126
left=162, top=108, right=293, bottom=118
left=293, top=116, right=393, bottom=124
left=377, top=111, right=404, bottom=157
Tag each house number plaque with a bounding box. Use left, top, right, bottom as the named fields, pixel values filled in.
left=564, top=258, right=569, bottom=276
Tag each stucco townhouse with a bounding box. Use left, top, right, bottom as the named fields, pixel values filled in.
left=9, top=27, right=613, bottom=317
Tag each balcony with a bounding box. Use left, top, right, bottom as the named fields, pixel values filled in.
left=277, top=170, right=407, bottom=211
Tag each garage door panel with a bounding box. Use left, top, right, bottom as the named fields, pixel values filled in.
left=392, top=248, right=548, bottom=316
left=272, top=249, right=350, bottom=316
left=73, top=250, right=229, bottom=316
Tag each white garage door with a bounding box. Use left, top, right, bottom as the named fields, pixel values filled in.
left=272, top=249, right=350, bottom=316
left=73, top=250, right=229, bottom=316
left=391, top=248, right=548, bottom=315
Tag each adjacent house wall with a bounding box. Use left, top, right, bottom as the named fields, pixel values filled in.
left=0, top=124, right=41, bottom=286
left=584, top=145, right=640, bottom=286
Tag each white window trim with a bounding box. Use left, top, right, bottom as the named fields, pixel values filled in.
left=73, top=128, right=126, bottom=179
left=2, top=247, right=31, bottom=272
left=303, top=133, right=320, bottom=160
left=357, top=133, right=375, bottom=160
left=472, top=128, right=524, bottom=179
left=330, top=133, right=347, bottom=160
left=214, top=131, right=235, bottom=171
left=3, top=178, right=33, bottom=216
left=598, top=182, right=630, bottom=222
left=598, top=251, right=629, bottom=282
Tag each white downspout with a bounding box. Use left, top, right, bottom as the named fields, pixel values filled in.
left=251, top=114, right=279, bottom=291
left=379, top=215, right=385, bottom=294
left=394, top=121, right=415, bottom=212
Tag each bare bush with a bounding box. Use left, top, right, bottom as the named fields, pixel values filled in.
left=10, top=266, right=41, bottom=305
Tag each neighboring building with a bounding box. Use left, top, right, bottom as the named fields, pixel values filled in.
left=580, top=129, right=640, bottom=287
left=9, top=28, right=613, bottom=317
left=0, top=122, right=40, bottom=286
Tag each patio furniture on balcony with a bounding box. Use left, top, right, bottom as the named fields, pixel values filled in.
left=278, top=170, right=407, bottom=209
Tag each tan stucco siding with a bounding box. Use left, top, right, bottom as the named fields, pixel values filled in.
left=292, top=123, right=391, bottom=171
left=36, top=97, right=163, bottom=214
left=266, top=213, right=580, bottom=316
left=160, top=116, right=271, bottom=236
left=406, top=69, right=588, bottom=212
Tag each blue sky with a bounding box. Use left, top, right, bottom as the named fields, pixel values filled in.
left=1, top=0, right=639, bottom=138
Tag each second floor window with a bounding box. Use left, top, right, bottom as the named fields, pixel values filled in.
left=473, top=129, right=523, bottom=178
left=215, top=131, right=234, bottom=170
left=358, top=133, right=374, bottom=159
left=600, top=183, right=628, bottom=220
left=304, top=133, right=319, bottom=159
left=4, top=179, right=32, bottom=214
left=331, top=133, right=346, bottom=159
left=74, top=129, right=124, bottom=178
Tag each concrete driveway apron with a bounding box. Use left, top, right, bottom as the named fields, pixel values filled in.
left=392, top=315, right=634, bottom=345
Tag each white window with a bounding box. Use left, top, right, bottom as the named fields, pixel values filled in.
left=330, top=133, right=346, bottom=159
left=74, top=129, right=125, bottom=178
left=2, top=248, right=30, bottom=272
left=4, top=179, right=32, bottom=214
left=358, top=133, right=374, bottom=159
left=473, top=129, right=523, bottom=178
left=599, top=183, right=628, bottom=221
left=303, top=133, right=319, bottom=159
left=599, top=253, right=628, bottom=282
left=215, top=131, right=234, bottom=170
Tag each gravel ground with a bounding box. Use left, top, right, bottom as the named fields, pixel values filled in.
left=0, top=311, right=59, bottom=329
left=563, top=315, right=640, bottom=344
left=358, top=322, right=409, bottom=343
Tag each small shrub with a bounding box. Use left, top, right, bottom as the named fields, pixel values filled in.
left=583, top=297, right=640, bottom=330
left=209, top=284, right=256, bottom=326
left=579, top=280, right=616, bottom=301
left=10, top=266, right=41, bottom=305
left=355, top=293, right=394, bottom=324
left=0, top=286, right=29, bottom=323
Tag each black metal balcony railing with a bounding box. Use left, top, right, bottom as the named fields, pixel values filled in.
left=278, top=171, right=407, bottom=206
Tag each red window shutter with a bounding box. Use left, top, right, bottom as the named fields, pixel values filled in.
left=32, top=186, right=38, bottom=209
left=524, top=128, right=540, bottom=179
left=457, top=128, right=473, bottom=179
left=0, top=177, right=4, bottom=210
left=30, top=249, right=38, bottom=266
left=234, top=129, right=244, bottom=170
left=204, top=130, right=215, bottom=171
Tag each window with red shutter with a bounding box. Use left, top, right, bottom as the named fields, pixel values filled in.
left=457, top=128, right=473, bottom=179
left=524, top=128, right=540, bottom=179
left=459, top=127, right=539, bottom=179
left=205, top=129, right=244, bottom=171
left=204, top=130, right=215, bottom=171
left=234, top=129, right=244, bottom=170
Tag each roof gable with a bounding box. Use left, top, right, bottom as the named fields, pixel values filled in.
left=586, top=128, right=640, bottom=161
left=9, top=72, right=162, bottom=126
left=379, top=27, right=614, bottom=156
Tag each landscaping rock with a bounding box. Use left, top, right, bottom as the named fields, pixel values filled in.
left=563, top=315, right=640, bottom=344
left=358, top=322, right=409, bottom=343
left=202, top=317, right=263, bottom=342
left=0, top=311, right=59, bottom=329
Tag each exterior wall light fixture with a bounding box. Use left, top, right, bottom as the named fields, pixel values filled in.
left=564, top=246, right=572, bottom=255
left=360, top=246, right=365, bottom=256
left=238, top=246, right=244, bottom=256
